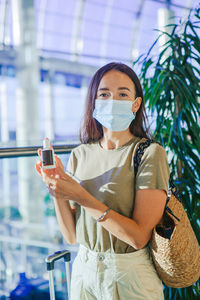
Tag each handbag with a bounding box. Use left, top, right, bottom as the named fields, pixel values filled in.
left=134, top=139, right=200, bottom=288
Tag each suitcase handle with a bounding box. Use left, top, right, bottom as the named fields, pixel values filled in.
left=46, top=250, right=71, bottom=300
left=46, top=250, right=71, bottom=271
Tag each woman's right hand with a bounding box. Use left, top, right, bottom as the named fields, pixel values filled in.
left=35, top=148, right=65, bottom=179
left=35, top=149, right=70, bottom=198
left=35, top=151, right=68, bottom=200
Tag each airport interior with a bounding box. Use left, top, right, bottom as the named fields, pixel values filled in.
left=0, top=0, right=199, bottom=299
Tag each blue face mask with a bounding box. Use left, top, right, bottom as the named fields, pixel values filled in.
left=92, top=99, right=137, bottom=132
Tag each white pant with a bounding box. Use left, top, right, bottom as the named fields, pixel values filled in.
left=70, top=245, right=164, bottom=300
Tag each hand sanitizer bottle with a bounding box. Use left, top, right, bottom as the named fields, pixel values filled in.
left=42, top=138, right=55, bottom=169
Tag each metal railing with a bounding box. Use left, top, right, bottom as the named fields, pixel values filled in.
left=0, top=144, right=79, bottom=158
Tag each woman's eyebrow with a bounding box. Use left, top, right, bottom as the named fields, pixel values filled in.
left=98, top=87, right=131, bottom=91
left=97, top=87, right=109, bottom=91
left=118, top=87, right=131, bottom=91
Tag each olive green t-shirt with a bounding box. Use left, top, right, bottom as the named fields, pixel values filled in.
left=67, top=137, right=170, bottom=254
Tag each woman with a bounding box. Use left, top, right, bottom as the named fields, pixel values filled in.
left=36, top=62, right=169, bottom=299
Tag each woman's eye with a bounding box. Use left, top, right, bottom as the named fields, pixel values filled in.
left=99, top=93, right=108, bottom=97
left=120, top=93, right=128, bottom=97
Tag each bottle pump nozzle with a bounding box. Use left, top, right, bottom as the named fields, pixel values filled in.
left=43, top=138, right=51, bottom=149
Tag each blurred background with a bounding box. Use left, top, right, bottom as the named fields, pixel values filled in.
left=0, top=0, right=199, bottom=299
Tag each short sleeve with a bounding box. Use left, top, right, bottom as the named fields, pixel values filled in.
left=135, top=143, right=170, bottom=194
left=66, top=150, right=77, bottom=208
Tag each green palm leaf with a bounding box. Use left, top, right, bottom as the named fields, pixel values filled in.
left=135, top=6, right=200, bottom=299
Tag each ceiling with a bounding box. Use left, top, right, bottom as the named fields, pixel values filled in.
left=0, top=0, right=199, bottom=68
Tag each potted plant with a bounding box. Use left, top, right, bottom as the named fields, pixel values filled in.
left=135, top=7, right=200, bottom=300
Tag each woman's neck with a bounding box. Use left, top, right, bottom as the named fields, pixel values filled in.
left=100, top=129, right=134, bottom=149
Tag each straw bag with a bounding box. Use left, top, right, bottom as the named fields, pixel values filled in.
left=134, top=139, right=200, bottom=288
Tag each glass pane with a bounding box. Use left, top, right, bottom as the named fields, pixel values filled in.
left=0, top=73, right=87, bottom=147
left=0, top=152, right=78, bottom=298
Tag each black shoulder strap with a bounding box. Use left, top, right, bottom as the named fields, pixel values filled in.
left=134, top=139, right=158, bottom=176
left=134, top=139, right=180, bottom=200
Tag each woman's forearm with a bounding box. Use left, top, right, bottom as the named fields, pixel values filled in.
left=43, top=171, right=158, bottom=249
left=78, top=189, right=150, bottom=250
left=53, top=198, right=77, bottom=245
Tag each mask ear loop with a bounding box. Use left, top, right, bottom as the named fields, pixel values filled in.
left=132, top=97, right=139, bottom=116
left=133, top=97, right=138, bottom=104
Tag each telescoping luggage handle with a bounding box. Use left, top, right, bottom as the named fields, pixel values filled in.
left=46, top=250, right=71, bottom=300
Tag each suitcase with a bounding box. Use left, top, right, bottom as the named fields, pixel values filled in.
left=46, top=250, right=71, bottom=300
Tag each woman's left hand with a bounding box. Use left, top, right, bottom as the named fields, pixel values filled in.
left=35, top=151, right=86, bottom=203
left=41, top=164, right=85, bottom=202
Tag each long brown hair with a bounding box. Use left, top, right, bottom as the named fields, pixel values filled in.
left=79, top=62, right=150, bottom=143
